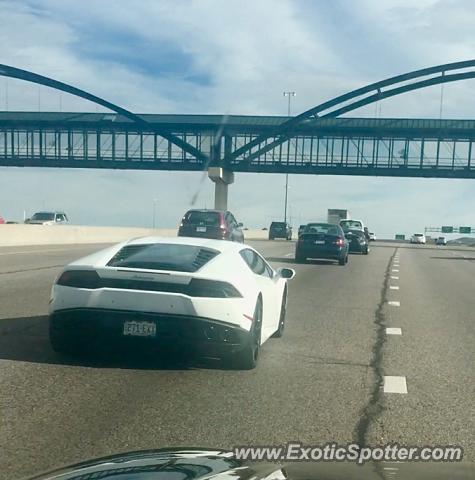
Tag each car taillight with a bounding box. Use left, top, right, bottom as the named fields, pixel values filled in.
left=188, top=278, right=242, bottom=298
left=335, top=238, right=345, bottom=247
left=57, top=270, right=102, bottom=289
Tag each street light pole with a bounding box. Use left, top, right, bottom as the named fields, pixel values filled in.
left=152, top=198, right=158, bottom=229
left=283, top=91, right=295, bottom=223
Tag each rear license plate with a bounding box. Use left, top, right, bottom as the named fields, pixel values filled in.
left=123, top=321, right=156, bottom=337
left=196, top=226, right=207, bottom=232
left=314, top=240, right=325, bottom=245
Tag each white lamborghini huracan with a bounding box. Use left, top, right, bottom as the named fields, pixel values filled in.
left=49, top=236, right=295, bottom=369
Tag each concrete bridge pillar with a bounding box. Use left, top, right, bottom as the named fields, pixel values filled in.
left=208, top=167, right=234, bottom=211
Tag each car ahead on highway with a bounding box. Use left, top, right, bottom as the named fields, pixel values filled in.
left=25, top=211, right=69, bottom=225
left=369, top=232, right=376, bottom=241
left=435, top=236, right=447, bottom=245
left=410, top=233, right=426, bottom=244
left=0, top=215, right=5, bottom=224
left=295, top=223, right=349, bottom=265
left=49, top=236, right=295, bottom=369
left=345, top=229, right=369, bottom=254
left=178, top=209, right=244, bottom=243
left=268, top=221, right=292, bottom=240
left=340, top=219, right=365, bottom=232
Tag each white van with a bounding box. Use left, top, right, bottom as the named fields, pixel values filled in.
left=340, top=219, right=365, bottom=232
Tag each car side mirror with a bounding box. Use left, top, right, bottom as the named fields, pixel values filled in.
left=237, top=222, right=243, bottom=227
left=277, top=267, right=295, bottom=279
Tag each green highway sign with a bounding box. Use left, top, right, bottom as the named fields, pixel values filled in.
left=395, top=234, right=405, bottom=240
left=459, top=226, right=472, bottom=234
left=441, top=226, right=453, bottom=233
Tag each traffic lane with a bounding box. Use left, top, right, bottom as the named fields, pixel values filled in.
left=367, top=246, right=474, bottom=459
left=371, top=241, right=475, bottom=254
left=0, top=240, right=289, bottom=274
left=0, top=244, right=113, bottom=274
left=0, top=241, right=389, bottom=479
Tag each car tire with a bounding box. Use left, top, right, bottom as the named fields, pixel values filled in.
left=269, top=236, right=274, bottom=241
left=338, top=255, right=347, bottom=266
left=229, top=298, right=262, bottom=370
left=363, top=248, right=369, bottom=255
left=295, top=251, right=306, bottom=263
left=49, top=320, right=83, bottom=356
left=272, top=287, right=287, bottom=338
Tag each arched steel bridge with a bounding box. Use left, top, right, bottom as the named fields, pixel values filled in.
left=1, top=60, right=475, bottom=179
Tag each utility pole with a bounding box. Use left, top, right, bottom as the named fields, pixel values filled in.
left=283, top=91, right=296, bottom=223
left=152, top=198, right=158, bottom=228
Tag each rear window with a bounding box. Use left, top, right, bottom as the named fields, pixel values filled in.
left=31, top=212, right=55, bottom=221
left=305, top=224, right=340, bottom=236
left=341, top=220, right=362, bottom=229
left=348, top=229, right=365, bottom=237
left=415, top=234, right=424, bottom=237
left=271, top=222, right=286, bottom=228
left=107, top=244, right=219, bottom=272
left=183, top=211, right=221, bottom=226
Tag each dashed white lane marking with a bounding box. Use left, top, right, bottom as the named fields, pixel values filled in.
left=285, top=252, right=294, bottom=257
left=392, top=269, right=399, bottom=272
left=391, top=276, right=399, bottom=280
left=386, top=327, right=402, bottom=335
left=388, top=301, right=400, bottom=307
left=389, top=286, right=399, bottom=290
left=384, top=376, right=408, bottom=394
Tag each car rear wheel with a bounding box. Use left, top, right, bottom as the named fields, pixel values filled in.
left=228, top=298, right=262, bottom=370
left=272, top=287, right=287, bottom=338
left=338, top=254, right=347, bottom=266
left=295, top=250, right=306, bottom=263
left=363, top=247, right=369, bottom=255
left=269, top=236, right=274, bottom=241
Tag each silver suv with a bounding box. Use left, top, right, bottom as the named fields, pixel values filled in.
left=25, top=211, right=69, bottom=225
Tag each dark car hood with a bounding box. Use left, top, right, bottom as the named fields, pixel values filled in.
left=27, top=449, right=474, bottom=480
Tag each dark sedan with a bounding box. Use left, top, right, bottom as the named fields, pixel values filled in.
left=346, top=229, right=369, bottom=254
left=295, top=223, right=349, bottom=265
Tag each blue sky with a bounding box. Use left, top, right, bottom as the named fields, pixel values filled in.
left=1, top=0, right=475, bottom=237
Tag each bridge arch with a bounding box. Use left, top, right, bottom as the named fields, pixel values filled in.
left=231, top=60, right=475, bottom=163
left=0, top=64, right=206, bottom=161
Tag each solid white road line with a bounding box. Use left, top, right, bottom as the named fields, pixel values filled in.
left=389, top=286, right=399, bottom=290
left=388, top=301, right=400, bottom=307
left=285, top=252, right=294, bottom=257
left=391, top=276, right=399, bottom=280
left=386, top=327, right=402, bottom=335
left=384, top=376, right=408, bottom=394
left=392, top=269, right=399, bottom=272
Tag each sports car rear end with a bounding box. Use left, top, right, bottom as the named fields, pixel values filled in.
left=49, top=239, right=257, bottom=359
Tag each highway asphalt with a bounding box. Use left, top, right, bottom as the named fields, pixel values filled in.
left=0, top=240, right=473, bottom=478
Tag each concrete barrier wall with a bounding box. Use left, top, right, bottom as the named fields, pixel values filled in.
left=0, top=224, right=269, bottom=246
